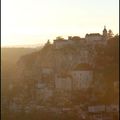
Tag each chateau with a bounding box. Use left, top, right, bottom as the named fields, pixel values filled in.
left=53, top=26, right=108, bottom=49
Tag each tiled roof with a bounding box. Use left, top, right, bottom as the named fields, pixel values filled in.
left=73, top=63, right=92, bottom=71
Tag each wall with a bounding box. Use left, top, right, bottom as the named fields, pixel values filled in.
left=72, top=70, right=93, bottom=90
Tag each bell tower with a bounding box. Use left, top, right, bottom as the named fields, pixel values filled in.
left=103, top=26, right=107, bottom=38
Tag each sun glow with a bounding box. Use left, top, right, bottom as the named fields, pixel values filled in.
left=1, top=0, right=119, bottom=47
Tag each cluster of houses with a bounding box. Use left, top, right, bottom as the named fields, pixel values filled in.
left=53, top=26, right=108, bottom=49
left=55, top=63, right=93, bottom=91
left=4, top=27, right=118, bottom=120
left=38, top=27, right=109, bottom=92
left=88, top=104, right=119, bottom=120
left=35, top=63, right=93, bottom=95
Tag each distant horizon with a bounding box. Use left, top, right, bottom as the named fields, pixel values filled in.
left=1, top=43, right=44, bottom=48
left=2, top=0, right=119, bottom=47
left=1, top=29, right=119, bottom=48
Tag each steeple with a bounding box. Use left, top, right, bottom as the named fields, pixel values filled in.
left=103, top=25, right=107, bottom=37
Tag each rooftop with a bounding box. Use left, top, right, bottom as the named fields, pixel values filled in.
left=73, top=63, right=92, bottom=71
left=86, top=33, right=101, bottom=36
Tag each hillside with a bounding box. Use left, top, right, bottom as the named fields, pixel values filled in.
left=1, top=36, right=119, bottom=120
left=1, top=47, right=41, bottom=96
left=16, top=36, right=119, bottom=83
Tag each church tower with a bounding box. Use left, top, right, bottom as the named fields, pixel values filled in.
left=103, top=26, right=107, bottom=39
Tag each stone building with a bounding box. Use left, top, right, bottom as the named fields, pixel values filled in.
left=71, top=63, right=93, bottom=90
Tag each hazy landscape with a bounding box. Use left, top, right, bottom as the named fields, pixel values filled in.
left=1, top=47, right=40, bottom=102
left=1, top=32, right=119, bottom=120
left=2, top=0, right=119, bottom=120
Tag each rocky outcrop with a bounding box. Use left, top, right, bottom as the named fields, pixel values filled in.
left=16, top=44, right=96, bottom=82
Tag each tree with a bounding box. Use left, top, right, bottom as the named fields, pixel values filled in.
left=108, top=29, right=114, bottom=38
left=56, top=36, right=64, bottom=40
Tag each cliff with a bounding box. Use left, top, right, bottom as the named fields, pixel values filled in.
left=16, top=35, right=119, bottom=90
left=16, top=44, right=95, bottom=82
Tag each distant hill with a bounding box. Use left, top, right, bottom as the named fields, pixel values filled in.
left=1, top=47, right=41, bottom=73
left=1, top=47, right=40, bottom=63
left=1, top=47, right=42, bottom=95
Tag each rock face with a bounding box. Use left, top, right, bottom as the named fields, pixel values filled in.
left=16, top=44, right=95, bottom=83
left=16, top=35, right=119, bottom=94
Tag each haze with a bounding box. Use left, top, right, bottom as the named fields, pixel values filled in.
left=1, top=0, right=119, bottom=47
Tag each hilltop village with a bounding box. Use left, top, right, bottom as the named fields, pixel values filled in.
left=17, top=27, right=116, bottom=91
left=2, top=27, right=119, bottom=120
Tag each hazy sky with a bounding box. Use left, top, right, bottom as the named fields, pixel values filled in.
left=2, top=0, right=119, bottom=47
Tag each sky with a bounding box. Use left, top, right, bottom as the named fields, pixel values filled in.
left=1, top=0, right=119, bottom=47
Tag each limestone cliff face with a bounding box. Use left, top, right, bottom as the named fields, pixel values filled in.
left=16, top=44, right=95, bottom=82
left=16, top=46, right=53, bottom=82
